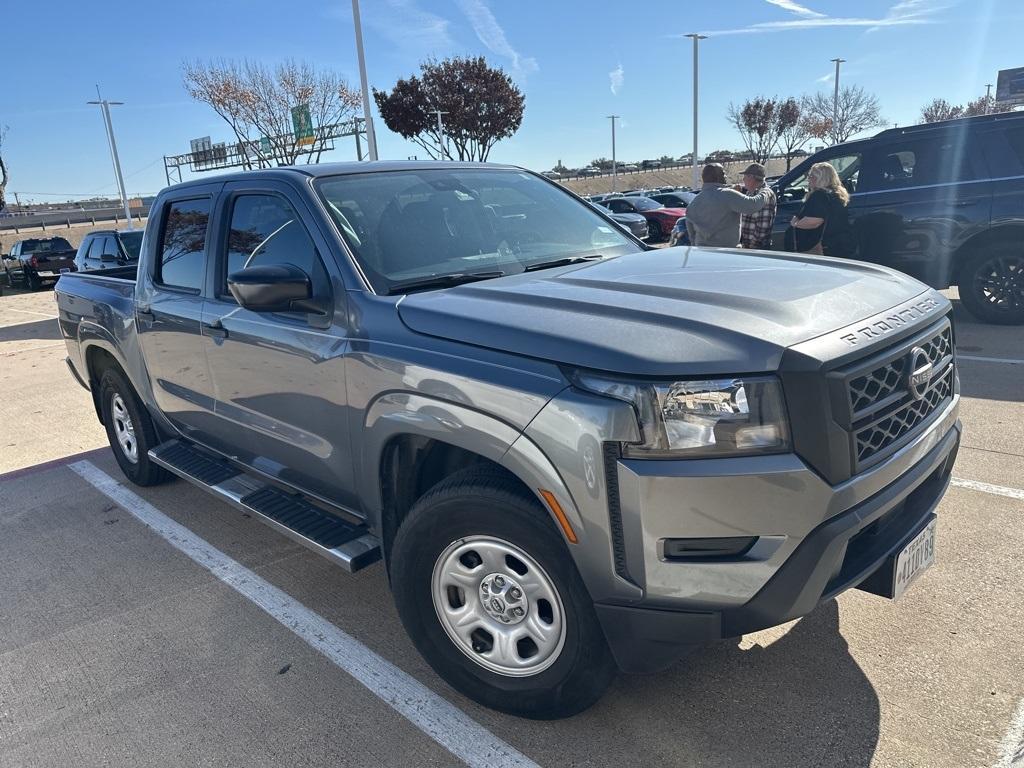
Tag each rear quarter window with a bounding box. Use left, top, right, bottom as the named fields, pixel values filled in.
left=156, top=198, right=211, bottom=291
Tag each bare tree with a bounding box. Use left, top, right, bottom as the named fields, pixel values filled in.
left=0, top=125, right=9, bottom=212
left=921, top=98, right=964, bottom=123
left=803, top=85, right=884, bottom=144
left=775, top=98, right=811, bottom=171
left=183, top=59, right=361, bottom=168
left=728, top=97, right=783, bottom=163
left=374, top=57, right=524, bottom=162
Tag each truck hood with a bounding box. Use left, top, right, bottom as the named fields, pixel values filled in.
left=397, top=247, right=931, bottom=376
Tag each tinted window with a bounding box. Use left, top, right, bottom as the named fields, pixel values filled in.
left=22, top=238, right=73, bottom=253
left=868, top=133, right=979, bottom=190
left=1002, top=126, right=1024, bottom=168
left=631, top=197, right=663, bottom=211
left=223, top=194, right=326, bottom=297
left=120, top=231, right=144, bottom=260
left=101, top=236, right=118, bottom=257
left=86, top=237, right=105, bottom=261
left=316, top=169, right=638, bottom=293
left=785, top=153, right=861, bottom=197
left=158, top=199, right=209, bottom=290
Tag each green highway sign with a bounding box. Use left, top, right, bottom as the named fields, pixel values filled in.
left=291, top=104, right=314, bottom=146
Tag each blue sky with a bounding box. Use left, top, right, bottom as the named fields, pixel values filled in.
left=3, top=0, right=1021, bottom=203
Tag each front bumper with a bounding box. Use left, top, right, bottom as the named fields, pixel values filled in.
left=594, top=400, right=961, bottom=674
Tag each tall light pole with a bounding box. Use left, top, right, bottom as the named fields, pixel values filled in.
left=830, top=57, right=846, bottom=141
left=431, top=109, right=450, bottom=159
left=985, top=83, right=994, bottom=113
left=685, top=34, right=707, bottom=189
left=607, top=115, right=620, bottom=191
left=87, top=86, right=133, bottom=230
left=351, top=0, right=379, bottom=160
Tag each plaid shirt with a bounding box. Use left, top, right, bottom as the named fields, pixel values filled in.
left=740, top=184, right=777, bottom=249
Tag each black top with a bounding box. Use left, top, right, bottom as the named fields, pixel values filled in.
left=795, top=189, right=855, bottom=256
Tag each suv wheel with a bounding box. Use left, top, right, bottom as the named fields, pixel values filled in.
left=99, top=368, right=172, bottom=486
left=390, top=468, right=616, bottom=719
left=959, top=244, right=1024, bottom=325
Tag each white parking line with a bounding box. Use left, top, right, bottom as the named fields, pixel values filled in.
left=951, top=478, right=1024, bottom=501
left=995, top=698, right=1024, bottom=767
left=69, top=460, right=540, bottom=768
left=959, top=355, right=1024, bottom=366
left=6, top=306, right=59, bottom=319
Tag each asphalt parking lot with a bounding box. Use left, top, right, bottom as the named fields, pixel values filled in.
left=1, top=281, right=1022, bottom=768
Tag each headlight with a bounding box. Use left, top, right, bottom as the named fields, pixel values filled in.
left=571, top=372, right=790, bottom=458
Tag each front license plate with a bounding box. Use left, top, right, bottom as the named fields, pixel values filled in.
left=893, top=520, right=936, bottom=599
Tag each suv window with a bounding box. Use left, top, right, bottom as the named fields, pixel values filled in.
left=157, top=198, right=210, bottom=291
left=223, top=194, right=326, bottom=295
left=867, top=133, right=980, bottom=190
left=783, top=153, right=862, bottom=199
left=1003, top=126, right=1024, bottom=170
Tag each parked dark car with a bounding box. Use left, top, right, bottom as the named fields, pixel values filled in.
left=74, top=229, right=145, bottom=272
left=641, top=159, right=662, bottom=169
left=771, top=111, right=1024, bottom=324
left=649, top=192, right=694, bottom=209
left=589, top=201, right=649, bottom=240
left=600, top=195, right=684, bottom=241
left=2, top=236, right=77, bottom=290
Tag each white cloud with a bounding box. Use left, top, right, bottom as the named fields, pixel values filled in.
left=693, top=0, right=947, bottom=36
left=764, top=0, right=825, bottom=18
left=455, top=0, right=538, bottom=78
left=609, top=63, right=624, bottom=96
left=816, top=72, right=833, bottom=83
left=366, top=0, right=454, bottom=52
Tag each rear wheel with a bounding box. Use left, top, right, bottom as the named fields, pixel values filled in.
left=99, top=368, right=172, bottom=486
left=647, top=219, right=662, bottom=241
left=958, top=244, right=1024, bottom=325
left=25, top=270, right=41, bottom=291
left=390, top=468, right=616, bottom=719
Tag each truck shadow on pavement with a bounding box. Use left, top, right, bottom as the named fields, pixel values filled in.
left=0, top=318, right=62, bottom=346
left=585, top=600, right=878, bottom=768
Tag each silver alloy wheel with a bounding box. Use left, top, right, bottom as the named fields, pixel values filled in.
left=432, top=535, right=566, bottom=677
left=111, top=393, right=138, bottom=463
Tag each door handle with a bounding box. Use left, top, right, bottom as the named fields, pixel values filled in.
left=953, top=200, right=978, bottom=208
left=203, top=319, right=228, bottom=340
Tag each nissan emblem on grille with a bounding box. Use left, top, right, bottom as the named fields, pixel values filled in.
left=907, top=346, right=934, bottom=401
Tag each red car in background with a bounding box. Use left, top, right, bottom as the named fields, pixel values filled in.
left=599, top=196, right=685, bottom=242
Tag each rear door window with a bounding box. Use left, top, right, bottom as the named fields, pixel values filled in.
left=864, top=133, right=981, bottom=191
left=157, top=198, right=210, bottom=291
left=86, top=237, right=104, bottom=261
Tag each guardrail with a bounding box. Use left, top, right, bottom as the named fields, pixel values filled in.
left=0, top=205, right=150, bottom=233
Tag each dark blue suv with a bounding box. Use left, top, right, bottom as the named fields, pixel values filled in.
left=772, top=111, right=1024, bottom=324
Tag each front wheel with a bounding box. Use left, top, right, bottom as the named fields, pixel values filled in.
left=390, top=468, right=616, bottom=719
left=647, top=219, right=662, bottom=241
left=958, top=244, right=1024, bottom=325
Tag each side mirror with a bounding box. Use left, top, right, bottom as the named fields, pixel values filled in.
left=227, top=263, right=327, bottom=315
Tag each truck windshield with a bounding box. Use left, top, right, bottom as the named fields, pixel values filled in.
left=315, top=168, right=641, bottom=294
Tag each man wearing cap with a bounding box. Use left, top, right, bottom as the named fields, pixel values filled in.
left=685, top=163, right=772, bottom=248
left=739, top=163, right=777, bottom=250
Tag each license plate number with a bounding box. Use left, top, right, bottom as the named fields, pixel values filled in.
left=893, top=520, right=936, bottom=599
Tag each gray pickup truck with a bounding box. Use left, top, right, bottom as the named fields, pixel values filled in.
left=56, top=162, right=961, bottom=719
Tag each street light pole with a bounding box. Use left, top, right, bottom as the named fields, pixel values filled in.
left=87, top=86, right=133, bottom=230
left=830, top=58, right=846, bottom=142
left=351, top=0, right=379, bottom=161
left=985, top=83, right=994, bottom=113
left=607, top=115, right=619, bottom=192
left=431, top=109, right=450, bottom=159
left=685, top=34, right=707, bottom=189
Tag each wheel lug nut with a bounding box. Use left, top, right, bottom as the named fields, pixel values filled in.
left=512, top=607, right=524, bottom=617
left=493, top=576, right=505, bottom=587
left=509, top=588, right=522, bottom=600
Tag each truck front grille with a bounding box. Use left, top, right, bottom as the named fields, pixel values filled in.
left=834, top=320, right=955, bottom=473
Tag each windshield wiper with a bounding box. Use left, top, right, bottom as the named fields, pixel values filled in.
left=388, top=270, right=507, bottom=295
left=524, top=254, right=606, bottom=272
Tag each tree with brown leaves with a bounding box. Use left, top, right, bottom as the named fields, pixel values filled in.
left=803, top=85, right=884, bottom=144
left=374, top=57, right=524, bottom=162
left=182, top=59, right=361, bottom=167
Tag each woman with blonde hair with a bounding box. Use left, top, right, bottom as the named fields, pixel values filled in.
left=785, top=161, right=857, bottom=257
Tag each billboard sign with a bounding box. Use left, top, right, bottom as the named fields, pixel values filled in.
left=292, top=104, right=315, bottom=147
left=995, top=67, right=1024, bottom=106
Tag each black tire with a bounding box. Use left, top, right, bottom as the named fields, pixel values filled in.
left=390, top=468, right=616, bottom=719
left=958, top=244, right=1024, bottom=325
left=647, top=219, right=662, bottom=241
left=98, top=368, right=172, bottom=486
left=25, top=270, right=42, bottom=291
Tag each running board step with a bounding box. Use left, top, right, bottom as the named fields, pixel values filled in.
left=149, top=440, right=381, bottom=573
